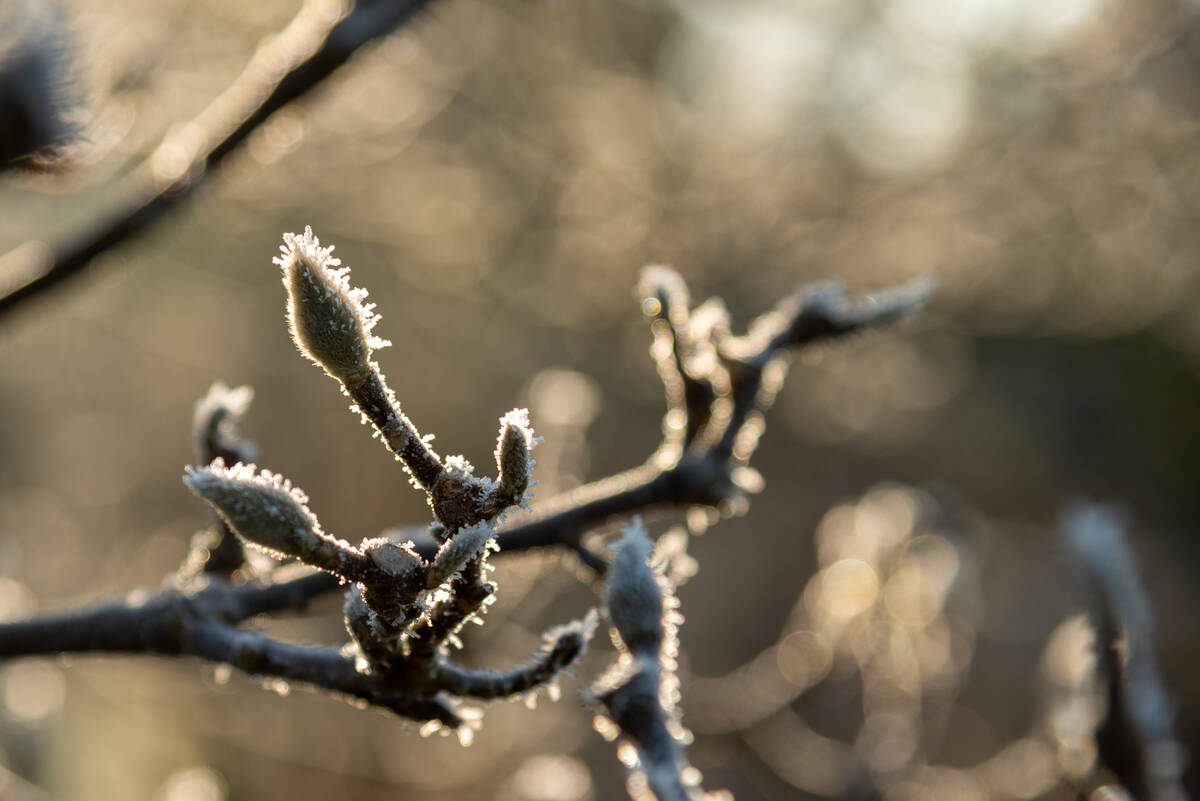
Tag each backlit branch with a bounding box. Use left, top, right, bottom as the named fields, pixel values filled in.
left=0, top=232, right=927, bottom=736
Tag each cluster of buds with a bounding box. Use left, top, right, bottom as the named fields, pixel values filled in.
left=185, top=228, right=593, bottom=732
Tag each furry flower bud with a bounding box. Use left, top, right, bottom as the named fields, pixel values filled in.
left=183, top=459, right=352, bottom=574
left=428, top=522, right=495, bottom=588
left=494, top=408, right=536, bottom=506
left=606, top=519, right=665, bottom=657
left=274, top=226, right=388, bottom=385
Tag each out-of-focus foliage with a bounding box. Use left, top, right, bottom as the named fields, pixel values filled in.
left=0, top=0, right=1197, bottom=798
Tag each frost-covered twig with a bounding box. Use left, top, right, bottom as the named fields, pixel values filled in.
left=0, top=226, right=596, bottom=729
left=432, top=610, right=598, bottom=699
left=0, top=582, right=462, bottom=727
left=492, top=269, right=930, bottom=571
left=267, top=227, right=545, bottom=669
left=174, top=231, right=593, bottom=723
left=1061, top=504, right=1187, bottom=801
left=0, top=0, right=439, bottom=318
left=587, top=521, right=727, bottom=801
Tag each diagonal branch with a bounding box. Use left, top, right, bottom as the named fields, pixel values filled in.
left=0, top=0, right=439, bottom=320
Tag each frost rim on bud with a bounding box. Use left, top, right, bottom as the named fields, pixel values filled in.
left=183, top=459, right=349, bottom=572
left=495, top=408, right=536, bottom=505
left=274, top=226, right=390, bottom=384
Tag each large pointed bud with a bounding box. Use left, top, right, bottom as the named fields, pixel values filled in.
left=183, top=459, right=353, bottom=575
left=274, top=226, right=389, bottom=385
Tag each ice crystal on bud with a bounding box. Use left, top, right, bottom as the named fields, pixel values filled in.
left=275, top=226, right=389, bottom=385
left=607, top=519, right=665, bottom=657
left=183, top=459, right=349, bottom=572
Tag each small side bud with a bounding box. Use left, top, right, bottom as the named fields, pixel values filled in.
left=192, top=382, right=258, bottom=464
left=183, top=459, right=353, bottom=575
left=360, top=538, right=427, bottom=602
left=274, top=226, right=389, bottom=385
left=607, top=518, right=665, bottom=657
left=363, top=538, right=426, bottom=579
left=428, top=522, right=496, bottom=588
left=494, top=408, right=536, bottom=506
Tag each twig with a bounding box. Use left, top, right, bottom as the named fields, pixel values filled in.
left=587, top=520, right=724, bottom=801
left=0, top=581, right=462, bottom=725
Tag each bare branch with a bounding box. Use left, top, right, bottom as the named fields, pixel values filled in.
left=0, top=579, right=453, bottom=727
left=588, top=521, right=727, bottom=801
left=432, top=610, right=598, bottom=699
left=0, top=268, right=926, bottom=743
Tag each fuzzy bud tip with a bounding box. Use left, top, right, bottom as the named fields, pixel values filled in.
left=274, top=226, right=389, bottom=385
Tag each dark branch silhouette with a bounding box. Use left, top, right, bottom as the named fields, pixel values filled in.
left=0, top=0, right=438, bottom=319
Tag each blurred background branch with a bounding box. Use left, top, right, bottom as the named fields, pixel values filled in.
left=0, top=0, right=438, bottom=319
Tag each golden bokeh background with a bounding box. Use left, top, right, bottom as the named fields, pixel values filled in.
left=1, top=0, right=1198, bottom=798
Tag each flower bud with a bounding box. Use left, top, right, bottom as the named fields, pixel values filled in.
left=183, top=459, right=350, bottom=573
left=494, top=408, right=535, bottom=506
left=428, top=522, right=496, bottom=588
left=274, top=226, right=389, bottom=385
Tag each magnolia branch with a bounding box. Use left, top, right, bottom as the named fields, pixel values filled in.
left=0, top=269, right=927, bottom=723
